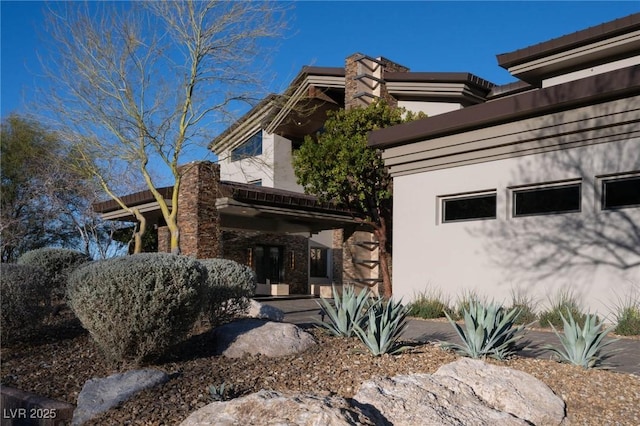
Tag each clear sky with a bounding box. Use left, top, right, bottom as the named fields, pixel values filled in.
left=1, top=1, right=639, bottom=155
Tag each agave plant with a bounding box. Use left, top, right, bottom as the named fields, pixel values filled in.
left=208, top=382, right=237, bottom=402
left=442, top=300, right=526, bottom=360
left=545, top=310, right=618, bottom=368
left=315, top=285, right=375, bottom=337
left=354, top=297, right=410, bottom=356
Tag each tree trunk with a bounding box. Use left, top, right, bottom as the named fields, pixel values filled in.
left=373, top=220, right=392, bottom=299
left=132, top=210, right=146, bottom=254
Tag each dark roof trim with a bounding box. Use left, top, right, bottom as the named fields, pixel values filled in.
left=298, top=66, right=345, bottom=78
left=386, top=71, right=496, bottom=91
left=497, top=13, right=640, bottom=69
left=93, top=187, right=173, bottom=214
left=486, top=80, right=534, bottom=100
left=94, top=182, right=355, bottom=217
left=369, top=65, right=640, bottom=149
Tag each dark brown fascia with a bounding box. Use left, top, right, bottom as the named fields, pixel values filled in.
left=93, top=181, right=355, bottom=217
left=369, top=65, right=640, bottom=149
left=93, top=186, right=174, bottom=214
left=486, top=80, right=534, bottom=100
left=385, top=71, right=496, bottom=92
left=497, top=13, right=640, bottom=69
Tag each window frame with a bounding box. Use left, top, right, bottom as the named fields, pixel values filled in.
left=231, top=131, right=262, bottom=162
left=599, top=172, right=640, bottom=211
left=510, top=179, right=582, bottom=218
left=309, top=247, right=329, bottom=278
left=440, top=190, right=497, bottom=224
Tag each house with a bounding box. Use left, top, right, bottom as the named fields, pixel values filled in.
left=94, top=53, right=498, bottom=297
left=368, top=13, right=640, bottom=317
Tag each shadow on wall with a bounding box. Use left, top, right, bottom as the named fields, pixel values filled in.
left=471, top=82, right=640, bottom=304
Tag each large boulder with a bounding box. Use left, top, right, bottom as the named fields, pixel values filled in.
left=72, top=369, right=169, bottom=426
left=434, top=358, right=566, bottom=425
left=180, top=390, right=377, bottom=426
left=211, top=318, right=316, bottom=358
left=247, top=300, right=285, bottom=321
left=353, top=358, right=566, bottom=426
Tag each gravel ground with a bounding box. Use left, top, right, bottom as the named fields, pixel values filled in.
left=2, top=308, right=639, bottom=425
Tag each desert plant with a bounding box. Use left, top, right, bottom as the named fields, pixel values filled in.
left=208, top=382, right=238, bottom=401
left=454, top=289, right=485, bottom=320
left=0, top=264, right=49, bottom=343
left=407, top=288, right=452, bottom=319
left=443, top=300, right=526, bottom=360
left=539, top=289, right=587, bottom=328
left=17, top=247, right=90, bottom=302
left=354, top=297, right=410, bottom=356
left=66, top=253, right=206, bottom=364
left=545, top=310, right=618, bottom=368
left=197, top=258, right=257, bottom=326
left=508, top=290, right=538, bottom=325
left=315, top=285, right=375, bottom=337
left=608, top=290, right=640, bottom=336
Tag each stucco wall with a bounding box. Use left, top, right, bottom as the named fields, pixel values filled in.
left=398, top=100, right=462, bottom=117
left=392, top=139, right=640, bottom=318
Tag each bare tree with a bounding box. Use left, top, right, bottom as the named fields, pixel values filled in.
left=40, top=1, right=287, bottom=253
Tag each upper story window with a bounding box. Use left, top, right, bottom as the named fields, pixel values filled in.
left=231, top=131, right=262, bottom=161
left=512, top=180, right=581, bottom=217
left=601, top=173, right=640, bottom=210
left=441, top=191, right=497, bottom=223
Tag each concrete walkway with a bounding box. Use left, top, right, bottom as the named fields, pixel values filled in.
left=258, top=297, right=640, bottom=376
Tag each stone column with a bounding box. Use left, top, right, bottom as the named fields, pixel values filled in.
left=176, top=161, right=221, bottom=258
left=344, top=53, right=408, bottom=110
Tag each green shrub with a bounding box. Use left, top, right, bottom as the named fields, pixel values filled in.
left=408, top=289, right=451, bottom=319
left=443, top=300, right=526, bottom=360
left=315, top=285, right=374, bottom=337
left=17, top=248, right=90, bottom=302
left=1, top=264, right=50, bottom=344
left=539, top=289, right=586, bottom=328
left=67, top=253, right=206, bottom=364
left=609, top=291, right=640, bottom=336
left=197, top=258, right=256, bottom=326
left=545, top=310, right=618, bottom=369
left=508, top=291, right=538, bottom=325
left=354, top=297, right=410, bottom=356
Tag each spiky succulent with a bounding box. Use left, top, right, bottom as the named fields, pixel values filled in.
left=315, top=285, right=374, bottom=337
left=545, top=310, right=618, bottom=368
left=354, top=297, right=410, bottom=356
left=442, top=300, right=526, bottom=360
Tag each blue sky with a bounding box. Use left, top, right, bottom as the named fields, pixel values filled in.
left=1, top=1, right=638, bottom=162
left=3, top=1, right=639, bottom=116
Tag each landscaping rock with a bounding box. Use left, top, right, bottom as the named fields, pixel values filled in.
left=212, top=318, right=316, bottom=358
left=180, top=389, right=377, bottom=426
left=248, top=299, right=285, bottom=321
left=72, top=369, right=169, bottom=426
left=353, top=374, right=529, bottom=426
left=353, top=358, right=567, bottom=426
left=434, top=358, right=567, bottom=425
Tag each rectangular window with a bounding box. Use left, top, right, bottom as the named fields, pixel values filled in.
left=442, top=192, right=496, bottom=223
left=310, top=247, right=328, bottom=277
left=248, top=179, right=262, bottom=186
left=231, top=131, right=262, bottom=161
left=513, top=182, right=581, bottom=217
left=602, top=174, right=640, bottom=210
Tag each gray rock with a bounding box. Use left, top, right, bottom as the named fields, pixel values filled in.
left=212, top=318, right=316, bottom=358
left=248, top=299, right=285, bottom=321
left=180, top=389, right=377, bottom=426
left=434, top=358, right=566, bottom=425
left=353, top=373, right=529, bottom=426
left=72, top=369, right=169, bottom=426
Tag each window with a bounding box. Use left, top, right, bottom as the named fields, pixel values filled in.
left=602, top=174, right=640, bottom=210
left=512, top=181, right=581, bottom=217
left=441, top=192, right=496, bottom=223
left=310, top=247, right=328, bottom=277
left=231, top=131, right=262, bottom=161
left=248, top=179, right=262, bottom=186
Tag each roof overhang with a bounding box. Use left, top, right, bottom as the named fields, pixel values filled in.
left=385, top=72, right=495, bottom=105
left=497, top=13, right=640, bottom=85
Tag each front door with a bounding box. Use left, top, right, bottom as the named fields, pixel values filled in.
left=253, top=245, right=284, bottom=284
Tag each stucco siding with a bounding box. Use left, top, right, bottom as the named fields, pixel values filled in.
left=392, top=139, right=640, bottom=318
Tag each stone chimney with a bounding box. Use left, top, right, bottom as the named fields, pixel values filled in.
left=344, top=53, right=409, bottom=110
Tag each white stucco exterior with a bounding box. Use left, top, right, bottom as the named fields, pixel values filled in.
left=391, top=139, right=640, bottom=319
